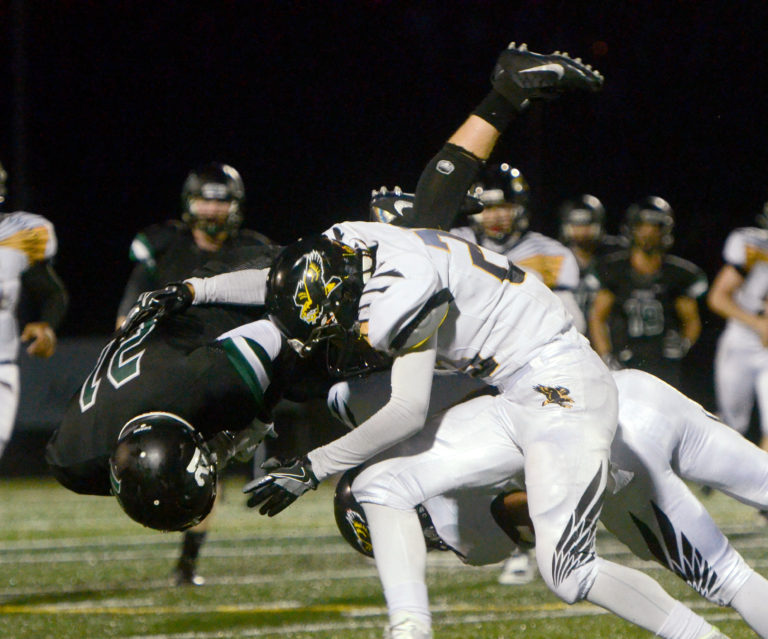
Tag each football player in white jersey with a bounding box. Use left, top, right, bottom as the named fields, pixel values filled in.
left=331, top=368, right=768, bottom=638
left=707, top=211, right=768, bottom=455
left=450, top=163, right=586, bottom=332
left=0, top=161, right=68, bottom=460
left=165, top=44, right=726, bottom=639
left=247, top=78, right=734, bottom=639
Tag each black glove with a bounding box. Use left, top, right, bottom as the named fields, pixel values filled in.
left=118, top=282, right=193, bottom=337
left=242, top=456, right=318, bottom=517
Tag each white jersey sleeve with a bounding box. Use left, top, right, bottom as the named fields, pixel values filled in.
left=185, top=268, right=269, bottom=306
left=720, top=227, right=768, bottom=315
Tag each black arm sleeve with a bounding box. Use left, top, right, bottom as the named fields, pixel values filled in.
left=413, top=142, right=484, bottom=230
left=20, top=261, right=69, bottom=330
left=116, top=262, right=156, bottom=319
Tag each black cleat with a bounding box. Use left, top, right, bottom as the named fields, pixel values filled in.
left=173, top=558, right=205, bottom=587
left=491, top=42, right=604, bottom=109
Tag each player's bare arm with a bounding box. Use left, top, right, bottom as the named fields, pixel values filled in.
left=588, top=288, right=615, bottom=357
left=674, top=295, right=702, bottom=349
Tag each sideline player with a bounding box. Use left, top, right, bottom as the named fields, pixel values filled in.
left=115, top=162, right=273, bottom=585
left=246, top=46, right=730, bottom=639
left=0, top=160, right=68, bottom=460
left=332, top=367, right=768, bottom=638
left=589, top=197, right=707, bottom=387
left=707, top=210, right=768, bottom=454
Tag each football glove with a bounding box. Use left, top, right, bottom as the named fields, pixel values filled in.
left=118, top=281, right=194, bottom=337
left=491, top=42, right=604, bottom=110
left=243, top=456, right=318, bottom=517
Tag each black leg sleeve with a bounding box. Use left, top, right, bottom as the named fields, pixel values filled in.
left=413, top=142, right=483, bottom=230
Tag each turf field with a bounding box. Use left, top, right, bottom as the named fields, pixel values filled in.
left=1, top=476, right=765, bottom=639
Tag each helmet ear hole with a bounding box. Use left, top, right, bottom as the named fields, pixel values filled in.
left=109, top=412, right=217, bottom=532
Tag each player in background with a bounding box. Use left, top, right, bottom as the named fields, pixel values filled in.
left=245, top=45, right=729, bottom=639
left=589, top=196, right=708, bottom=388
left=450, top=164, right=586, bottom=332
left=558, top=194, right=627, bottom=325
left=115, top=163, right=272, bottom=326
left=332, top=367, right=768, bottom=638
left=0, top=160, right=68, bottom=461
left=115, top=163, right=273, bottom=586
left=707, top=207, right=768, bottom=459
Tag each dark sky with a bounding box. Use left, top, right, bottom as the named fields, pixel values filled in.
left=2, top=0, right=768, bottom=340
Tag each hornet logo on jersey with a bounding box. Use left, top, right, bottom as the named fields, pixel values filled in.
left=293, top=250, right=342, bottom=326
left=533, top=384, right=574, bottom=408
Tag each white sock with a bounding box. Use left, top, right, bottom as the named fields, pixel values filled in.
left=362, top=502, right=431, bottom=629
left=587, top=559, right=708, bottom=638
left=731, top=571, right=768, bottom=638
left=655, top=602, right=712, bottom=639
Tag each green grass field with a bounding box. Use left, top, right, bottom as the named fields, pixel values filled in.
left=0, top=476, right=765, bottom=639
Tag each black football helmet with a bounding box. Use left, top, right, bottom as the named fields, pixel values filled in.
left=334, top=469, right=452, bottom=559
left=266, top=235, right=372, bottom=357
left=109, top=412, right=217, bottom=532
left=469, top=163, right=530, bottom=241
left=0, top=161, right=7, bottom=208
left=622, top=195, right=674, bottom=251
left=181, top=162, right=245, bottom=235
left=559, top=194, right=606, bottom=246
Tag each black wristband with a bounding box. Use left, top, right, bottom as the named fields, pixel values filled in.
left=471, top=89, right=519, bottom=132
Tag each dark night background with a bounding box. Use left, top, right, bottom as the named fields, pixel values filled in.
left=2, top=1, right=768, bottom=409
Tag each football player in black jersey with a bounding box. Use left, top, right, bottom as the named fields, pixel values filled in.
left=115, top=163, right=272, bottom=327
left=588, top=196, right=708, bottom=388
left=113, top=162, right=273, bottom=583
left=558, top=194, right=627, bottom=325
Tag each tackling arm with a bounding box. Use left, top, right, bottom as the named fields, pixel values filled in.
left=306, top=336, right=438, bottom=482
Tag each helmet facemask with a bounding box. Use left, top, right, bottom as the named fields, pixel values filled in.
left=181, top=163, right=245, bottom=238
left=470, top=163, right=530, bottom=245
left=623, top=197, right=674, bottom=255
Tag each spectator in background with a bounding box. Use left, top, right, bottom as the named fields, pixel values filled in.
left=707, top=205, right=768, bottom=455
left=116, top=163, right=273, bottom=586
left=558, top=194, right=627, bottom=326
left=0, top=160, right=68, bottom=460
left=450, top=163, right=586, bottom=333
left=589, top=196, right=707, bottom=388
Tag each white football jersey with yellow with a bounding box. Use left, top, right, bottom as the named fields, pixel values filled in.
left=722, top=227, right=768, bottom=320
left=450, top=227, right=580, bottom=291
left=323, top=221, right=579, bottom=390
left=0, top=212, right=57, bottom=360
